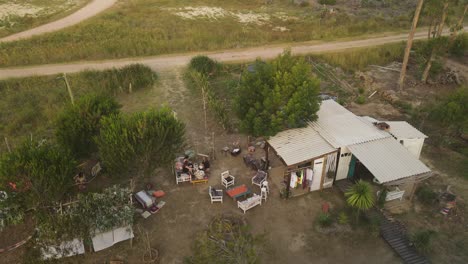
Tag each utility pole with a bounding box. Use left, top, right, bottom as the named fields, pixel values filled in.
left=63, top=73, right=75, bottom=105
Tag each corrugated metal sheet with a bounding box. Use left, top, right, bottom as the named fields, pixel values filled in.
left=268, top=126, right=336, bottom=166
left=348, top=137, right=431, bottom=183
left=386, top=121, right=428, bottom=139
left=310, top=100, right=390, bottom=148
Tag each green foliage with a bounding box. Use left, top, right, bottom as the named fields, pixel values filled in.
left=0, top=141, right=77, bottom=208
left=345, top=180, right=375, bottom=213
left=377, top=188, right=388, bottom=209
left=356, top=95, right=366, bottom=105
left=97, top=107, right=185, bottom=177
left=189, top=56, right=220, bottom=77
left=236, top=51, right=320, bottom=137
left=185, top=216, right=262, bottom=264
left=319, top=0, right=336, bottom=5
left=416, top=185, right=437, bottom=205
left=36, top=185, right=133, bottom=242
left=56, top=94, right=121, bottom=157
left=449, top=33, right=468, bottom=57
left=429, top=87, right=468, bottom=136
left=317, top=213, right=333, bottom=227
left=80, top=64, right=157, bottom=95
left=411, top=229, right=437, bottom=253
left=337, top=212, right=349, bottom=225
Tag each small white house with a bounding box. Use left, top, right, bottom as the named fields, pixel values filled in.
left=266, top=100, right=432, bottom=199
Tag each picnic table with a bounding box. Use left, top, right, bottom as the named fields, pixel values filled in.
left=226, top=184, right=251, bottom=201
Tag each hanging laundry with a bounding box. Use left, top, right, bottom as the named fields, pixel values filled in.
left=297, top=170, right=303, bottom=185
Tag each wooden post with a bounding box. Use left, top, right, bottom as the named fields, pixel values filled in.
left=63, top=73, right=75, bottom=105
left=211, top=132, right=216, bottom=160
left=286, top=169, right=291, bottom=198
left=265, top=143, right=269, bottom=166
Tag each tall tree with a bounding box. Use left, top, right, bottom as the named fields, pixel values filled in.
left=96, top=107, right=185, bottom=178
left=56, top=94, right=121, bottom=157
left=421, top=0, right=450, bottom=82
left=399, top=0, right=425, bottom=89
left=235, top=51, right=320, bottom=137
left=0, top=141, right=77, bottom=207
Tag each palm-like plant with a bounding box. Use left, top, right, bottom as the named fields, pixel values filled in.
left=345, top=180, right=375, bottom=221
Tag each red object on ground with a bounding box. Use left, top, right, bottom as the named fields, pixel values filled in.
left=153, top=190, right=165, bottom=198
left=226, top=184, right=249, bottom=199
left=322, top=202, right=329, bottom=213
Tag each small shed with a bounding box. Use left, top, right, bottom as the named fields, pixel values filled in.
left=385, top=121, right=428, bottom=159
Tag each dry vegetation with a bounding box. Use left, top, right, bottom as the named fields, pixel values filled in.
left=0, top=0, right=421, bottom=67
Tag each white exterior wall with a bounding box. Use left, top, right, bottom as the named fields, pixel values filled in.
left=397, top=138, right=425, bottom=159
left=335, top=146, right=352, bottom=181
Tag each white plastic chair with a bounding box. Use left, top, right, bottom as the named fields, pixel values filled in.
left=221, top=171, right=235, bottom=189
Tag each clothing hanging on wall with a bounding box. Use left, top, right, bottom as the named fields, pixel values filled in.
left=302, top=169, right=307, bottom=189
left=297, top=170, right=303, bottom=186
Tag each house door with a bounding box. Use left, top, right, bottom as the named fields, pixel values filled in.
left=336, top=151, right=352, bottom=181
left=347, top=155, right=357, bottom=179
left=311, top=158, right=324, bottom=191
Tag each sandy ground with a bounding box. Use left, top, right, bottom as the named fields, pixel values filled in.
left=0, top=0, right=116, bottom=43
left=0, top=26, right=466, bottom=80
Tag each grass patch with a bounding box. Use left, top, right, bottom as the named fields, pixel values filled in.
left=312, top=43, right=405, bottom=71
left=0, top=64, right=156, bottom=152
left=0, top=0, right=417, bottom=67
left=0, top=0, right=91, bottom=38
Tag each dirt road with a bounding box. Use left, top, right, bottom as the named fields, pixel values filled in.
left=0, top=0, right=117, bottom=43
left=0, top=27, right=465, bottom=80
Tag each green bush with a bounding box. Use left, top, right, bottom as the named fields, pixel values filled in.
left=338, top=212, right=349, bottom=225
left=317, top=213, right=333, bottom=227
left=449, top=33, right=468, bottom=57
left=411, top=230, right=436, bottom=253
left=56, top=94, right=121, bottom=157
left=377, top=188, right=388, bottom=209
left=319, top=0, right=337, bottom=5
left=189, top=56, right=220, bottom=77
left=416, top=185, right=437, bottom=205
left=356, top=95, right=366, bottom=104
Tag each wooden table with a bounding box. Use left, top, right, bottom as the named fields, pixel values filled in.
left=226, top=184, right=250, bottom=201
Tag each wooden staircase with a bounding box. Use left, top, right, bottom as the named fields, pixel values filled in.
left=334, top=180, right=430, bottom=264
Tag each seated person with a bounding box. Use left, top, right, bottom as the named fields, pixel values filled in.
left=183, top=155, right=194, bottom=174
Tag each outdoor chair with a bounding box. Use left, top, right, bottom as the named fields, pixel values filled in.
left=209, top=186, right=223, bottom=204
left=252, top=170, right=268, bottom=188
left=221, top=171, right=235, bottom=189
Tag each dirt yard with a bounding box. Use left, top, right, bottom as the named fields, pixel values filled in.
left=0, top=67, right=404, bottom=263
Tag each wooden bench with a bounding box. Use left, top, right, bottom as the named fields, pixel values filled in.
left=378, top=187, right=405, bottom=202
left=237, top=194, right=261, bottom=214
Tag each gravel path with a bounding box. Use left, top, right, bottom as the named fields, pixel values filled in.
left=0, top=27, right=465, bottom=80
left=0, top=0, right=117, bottom=43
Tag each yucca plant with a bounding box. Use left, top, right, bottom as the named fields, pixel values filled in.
left=345, top=180, right=375, bottom=222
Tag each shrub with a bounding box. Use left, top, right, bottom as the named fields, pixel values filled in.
left=189, top=56, right=220, bottom=77
left=56, top=94, right=121, bottom=157
left=319, top=0, right=337, bottom=5
left=416, top=185, right=437, bottom=205
left=317, top=213, right=333, bottom=227
left=449, top=33, right=468, bottom=57
left=97, top=107, right=185, bottom=177
left=338, top=212, right=349, bottom=225
left=411, top=229, right=436, bottom=253
left=356, top=95, right=366, bottom=104
left=236, top=51, right=320, bottom=137
left=377, top=188, right=388, bottom=209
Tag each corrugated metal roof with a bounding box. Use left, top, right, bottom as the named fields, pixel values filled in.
left=386, top=121, right=428, bottom=139
left=310, top=100, right=390, bottom=148
left=268, top=126, right=336, bottom=166
left=348, top=137, right=431, bottom=183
